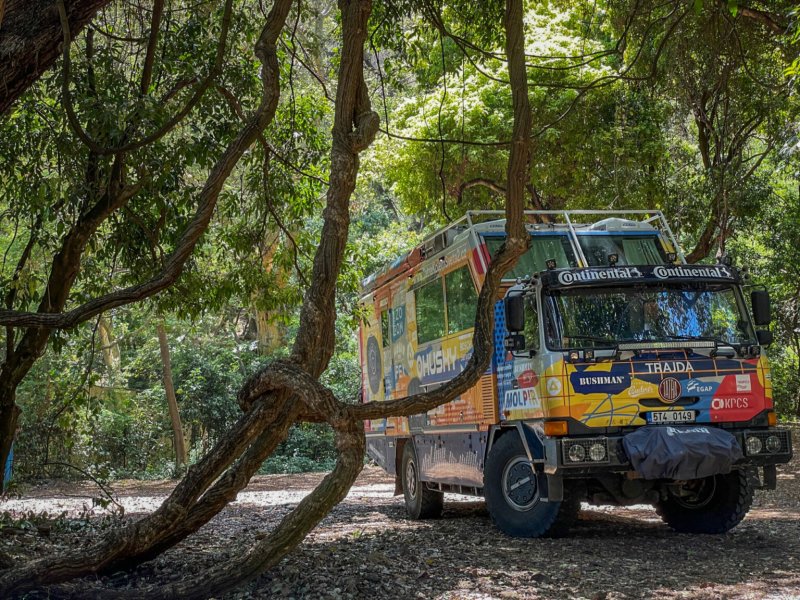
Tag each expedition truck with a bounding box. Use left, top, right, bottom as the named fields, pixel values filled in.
left=358, top=210, right=793, bottom=537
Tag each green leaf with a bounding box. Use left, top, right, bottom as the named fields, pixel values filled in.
left=728, top=0, right=738, bottom=17
left=694, top=0, right=703, bottom=14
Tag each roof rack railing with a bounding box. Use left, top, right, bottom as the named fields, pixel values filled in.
left=416, top=210, right=685, bottom=265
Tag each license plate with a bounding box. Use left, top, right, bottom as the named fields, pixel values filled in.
left=647, top=410, right=696, bottom=424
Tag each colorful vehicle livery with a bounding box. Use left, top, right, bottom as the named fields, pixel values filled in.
left=359, top=210, right=793, bottom=537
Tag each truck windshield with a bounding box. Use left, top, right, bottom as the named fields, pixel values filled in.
left=578, top=234, right=666, bottom=266
left=544, top=284, right=755, bottom=350
left=484, top=235, right=577, bottom=279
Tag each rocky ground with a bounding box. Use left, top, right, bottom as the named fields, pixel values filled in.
left=2, top=448, right=799, bottom=599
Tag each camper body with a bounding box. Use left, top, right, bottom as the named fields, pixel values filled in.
left=358, top=211, right=792, bottom=536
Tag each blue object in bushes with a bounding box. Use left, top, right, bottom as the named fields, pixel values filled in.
left=3, top=444, right=12, bottom=490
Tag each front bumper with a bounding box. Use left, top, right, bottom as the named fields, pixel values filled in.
left=542, top=427, right=793, bottom=476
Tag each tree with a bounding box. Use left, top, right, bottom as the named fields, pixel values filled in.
left=157, top=320, right=187, bottom=470
left=0, top=0, right=113, bottom=114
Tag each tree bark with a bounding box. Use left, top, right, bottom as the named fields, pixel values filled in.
left=0, top=0, right=112, bottom=115
left=157, top=321, right=187, bottom=469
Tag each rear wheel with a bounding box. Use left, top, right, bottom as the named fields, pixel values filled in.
left=401, top=441, right=443, bottom=519
left=656, top=469, right=754, bottom=534
left=484, top=432, right=579, bottom=537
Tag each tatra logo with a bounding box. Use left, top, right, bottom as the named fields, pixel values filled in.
left=557, top=267, right=642, bottom=286
left=653, top=265, right=733, bottom=280
left=658, top=377, right=682, bottom=403
left=577, top=375, right=625, bottom=387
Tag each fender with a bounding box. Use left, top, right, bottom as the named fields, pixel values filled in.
left=486, top=422, right=563, bottom=501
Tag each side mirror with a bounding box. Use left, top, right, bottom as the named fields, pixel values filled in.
left=756, top=329, right=773, bottom=347
left=505, top=295, right=525, bottom=332
left=751, top=290, right=771, bottom=327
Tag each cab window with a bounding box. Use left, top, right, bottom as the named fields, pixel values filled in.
left=445, top=267, right=478, bottom=334
left=415, top=279, right=445, bottom=344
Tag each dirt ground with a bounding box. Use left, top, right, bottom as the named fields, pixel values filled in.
left=2, top=449, right=800, bottom=599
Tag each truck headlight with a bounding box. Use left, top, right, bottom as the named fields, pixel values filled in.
left=765, top=435, right=782, bottom=453
left=568, top=444, right=586, bottom=462
left=589, top=443, right=607, bottom=462
left=745, top=436, right=763, bottom=455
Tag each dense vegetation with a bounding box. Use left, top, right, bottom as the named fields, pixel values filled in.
left=0, top=0, right=798, bottom=594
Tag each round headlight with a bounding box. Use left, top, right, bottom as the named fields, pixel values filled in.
left=589, top=443, right=606, bottom=462
left=568, top=444, right=586, bottom=462
left=745, top=436, right=763, bottom=455
left=765, top=435, right=782, bottom=453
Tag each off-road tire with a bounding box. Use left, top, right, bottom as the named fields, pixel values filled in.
left=484, top=432, right=579, bottom=538
left=656, top=468, right=754, bottom=534
left=401, top=441, right=443, bottom=519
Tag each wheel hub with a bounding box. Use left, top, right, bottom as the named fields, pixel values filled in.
left=502, top=457, right=539, bottom=511
left=406, top=459, right=418, bottom=499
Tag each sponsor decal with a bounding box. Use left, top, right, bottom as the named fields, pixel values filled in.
left=627, top=379, right=653, bottom=398
left=516, top=370, right=539, bottom=388
left=390, top=306, right=406, bottom=342
left=512, top=360, right=539, bottom=387
left=503, top=387, right=541, bottom=411
left=416, top=346, right=460, bottom=379
left=712, top=397, right=750, bottom=410
left=643, top=361, right=693, bottom=374
left=546, top=377, right=563, bottom=396
left=658, top=377, right=682, bottom=403
left=653, top=265, right=733, bottom=280
left=666, top=426, right=709, bottom=436
left=557, top=267, right=642, bottom=286
left=685, top=379, right=715, bottom=394
left=735, top=374, right=752, bottom=392
left=366, top=336, right=382, bottom=394
left=570, top=372, right=631, bottom=395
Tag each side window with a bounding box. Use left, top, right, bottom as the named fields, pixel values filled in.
left=415, top=279, right=445, bottom=344
left=525, top=294, right=540, bottom=351
left=380, top=310, right=390, bottom=348
left=444, top=267, right=478, bottom=334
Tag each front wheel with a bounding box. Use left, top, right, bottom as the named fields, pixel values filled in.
left=484, top=432, right=578, bottom=537
left=401, top=441, right=443, bottom=519
left=656, top=468, right=754, bottom=534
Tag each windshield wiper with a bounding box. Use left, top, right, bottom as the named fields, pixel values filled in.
left=661, top=334, right=736, bottom=346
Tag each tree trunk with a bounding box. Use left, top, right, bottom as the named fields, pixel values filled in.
left=157, top=321, right=187, bottom=469
left=255, top=230, right=284, bottom=353
left=98, top=316, right=120, bottom=374
left=0, top=0, right=112, bottom=115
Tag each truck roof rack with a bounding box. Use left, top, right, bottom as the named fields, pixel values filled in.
left=362, top=209, right=685, bottom=294
left=431, top=210, right=686, bottom=264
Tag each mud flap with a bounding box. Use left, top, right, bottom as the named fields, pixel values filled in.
left=622, top=425, right=743, bottom=480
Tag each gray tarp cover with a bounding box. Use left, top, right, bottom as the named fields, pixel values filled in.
left=622, top=425, right=743, bottom=480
